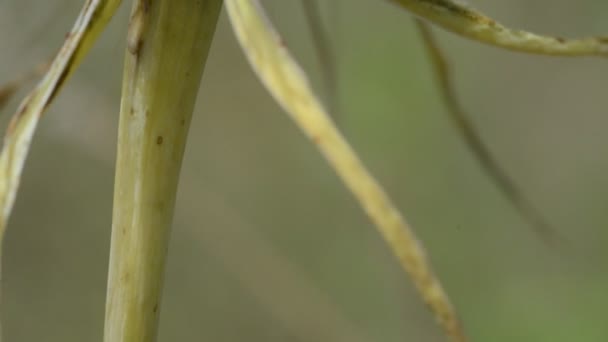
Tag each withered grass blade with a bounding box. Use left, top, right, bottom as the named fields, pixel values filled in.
left=225, top=1, right=467, bottom=340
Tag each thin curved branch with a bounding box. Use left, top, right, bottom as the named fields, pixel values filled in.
left=415, top=20, right=562, bottom=244
left=389, top=0, right=608, bottom=56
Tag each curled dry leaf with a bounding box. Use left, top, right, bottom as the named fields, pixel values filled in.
left=390, top=0, right=608, bottom=56
left=0, top=0, right=122, bottom=239
left=225, top=1, right=467, bottom=341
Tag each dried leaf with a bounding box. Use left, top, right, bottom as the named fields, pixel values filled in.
left=225, top=1, right=467, bottom=341
left=0, top=0, right=122, bottom=238
left=390, top=0, right=608, bottom=56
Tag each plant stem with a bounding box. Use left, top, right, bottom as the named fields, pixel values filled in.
left=103, top=1, right=221, bottom=341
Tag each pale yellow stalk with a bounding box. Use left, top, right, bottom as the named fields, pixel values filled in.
left=103, top=0, right=221, bottom=341
left=389, top=0, right=608, bottom=56
left=225, top=1, right=466, bottom=341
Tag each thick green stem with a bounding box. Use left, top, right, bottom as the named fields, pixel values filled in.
left=103, top=1, right=222, bottom=341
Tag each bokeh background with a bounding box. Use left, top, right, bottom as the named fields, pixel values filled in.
left=1, top=1, right=608, bottom=341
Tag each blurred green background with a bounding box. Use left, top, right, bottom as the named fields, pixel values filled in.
left=1, top=1, right=608, bottom=341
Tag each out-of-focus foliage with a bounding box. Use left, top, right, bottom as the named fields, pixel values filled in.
left=0, top=1, right=607, bottom=341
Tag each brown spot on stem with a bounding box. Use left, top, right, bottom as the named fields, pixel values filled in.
left=156, top=136, right=163, bottom=145
left=127, top=0, right=151, bottom=56
left=121, top=271, right=131, bottom=283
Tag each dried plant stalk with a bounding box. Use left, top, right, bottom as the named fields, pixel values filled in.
left=225, top=1, right=466, bottom=341
left=389, top=0, right=608, bottom=56
left=103, top=0, right=222, bottom=341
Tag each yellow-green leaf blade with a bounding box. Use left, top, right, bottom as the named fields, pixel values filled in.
left=225, top=1, right=467, bottom=341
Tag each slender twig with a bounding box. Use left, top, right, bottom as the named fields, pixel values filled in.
left=414, top=20, right=562, bottom=244
left=389, top=0, right=608, bottom=56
